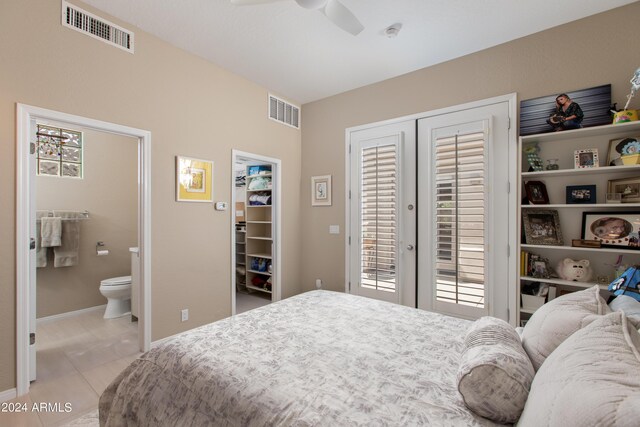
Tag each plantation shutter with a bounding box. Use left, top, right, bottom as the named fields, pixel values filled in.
left=360, top=143, right=398, bottom=293
left=434, top=131, right=486, bottom=307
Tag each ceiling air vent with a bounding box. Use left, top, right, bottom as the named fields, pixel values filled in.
left=269, top=95, right=300, bottom=129
left=61, top=1, right=134, bottom=53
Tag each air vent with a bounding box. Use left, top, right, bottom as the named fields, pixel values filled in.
left=269, top=95, right=300, bottom=129
left=61, top=1, right=134, bottom=53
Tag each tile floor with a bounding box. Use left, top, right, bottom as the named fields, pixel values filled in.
left=1, top=309, right=141, bottom=427
left=236, top=291, right=271, bottom=314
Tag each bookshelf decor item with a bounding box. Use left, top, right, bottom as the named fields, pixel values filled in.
left=581, top=211, right=640, bottom=249
left=525, top=181, right=549, bottom=204
left=607, top=137, right=640, bottom=166
left=565, top=185, right=596, bottom=204
left=608, top=177, right=640, bottom=203
left=574, top=149, right=599, bottom=169
left=522, top=209, right=563, bottom=246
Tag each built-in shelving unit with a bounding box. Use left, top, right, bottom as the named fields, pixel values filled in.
left=516, top=120, right=640, bottom=325
left=244, top=165, right=274, bottom=295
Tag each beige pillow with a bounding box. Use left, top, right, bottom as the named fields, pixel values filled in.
left=521, top=285, right=609, bottom=370
left=518, top=311, right=640, bottom=426
left=457, top=316, right=535, bottom=424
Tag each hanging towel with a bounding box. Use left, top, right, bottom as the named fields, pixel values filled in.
left=35, top=212, right=48, bottom=268
left=40, top=217, right=62, bottom=247
left=53, top=212, right=81, bottom=267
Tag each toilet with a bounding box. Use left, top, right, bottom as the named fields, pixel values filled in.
left=99, top=276, right=132, bottom=319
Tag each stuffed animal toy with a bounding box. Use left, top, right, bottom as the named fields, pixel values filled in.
left=556, top=258, right=593, bottom=282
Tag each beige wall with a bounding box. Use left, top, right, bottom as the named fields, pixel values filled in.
left=300, top=3, right=640, bottom=293
left=36, top=127, right=137, bottom=318
left=0, top=0, right=302, bottom=391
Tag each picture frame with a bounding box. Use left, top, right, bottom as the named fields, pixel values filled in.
left=311, top=175, right=332, bottom=206
left=565, top=185, right=596, bottom=204
left=574, top=148, right=599, bottom=169
left=607, top=137, right=640, bottom=166
left=608, top=177, right=640, bottom=203
left=581, top=211, right=640, bottom=249
left=524, top=181, right=549, bottom=204
left=522, top=209, right=564, bottom=246
left=176, top=156, right=214, bottom=202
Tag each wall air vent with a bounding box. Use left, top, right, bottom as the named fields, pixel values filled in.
left=269, top=94, right=300, bottom=129
left=61, top=1, right=134, bottom=53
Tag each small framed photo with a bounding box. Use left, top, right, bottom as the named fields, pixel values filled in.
left=522, top=209, right=563, bottom=246
left=581, top=211, right=640, bottom=249
left=606, top=193, right=623, bottom=204
left=608, top=177, right=640, bottom=203
left=524, top=181, right=549, bottom=204
left=176, top=156, right=214, bottom=202
left=565, top=185, right=596, bottom=204
left=607, top=137, right=640, bottom=166
left=311, top=175, right=332, bottom=206
left=574, top=149, right=599, bottom=169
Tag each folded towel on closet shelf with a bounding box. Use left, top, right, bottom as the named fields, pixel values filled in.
left=53, top=211, right=81, bottom=267
left=40, top=217, right=62, bottom=247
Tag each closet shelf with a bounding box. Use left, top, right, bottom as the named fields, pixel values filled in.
left=247, top=253, right=272, bottom=259
left=247, top=236, right=272, bottom=241
left=247, top=205, right=272, bottom=208
left=245, top=284, right=272, bottom=294
left=248, top=173, right=272, bottom=178
left=247, top=189, right=272, bottom=193
left=247, top=270, right=272, bottom=276
left=246, top=221, right=272, bottom=224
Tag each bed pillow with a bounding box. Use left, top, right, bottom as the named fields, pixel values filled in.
left=609, top=294, right=640, bottom=329
left=521, top=285, right=610, bottom=371
left=457, top=316, right=534, bottom=424
left=518, top=311, right=640, bottom=426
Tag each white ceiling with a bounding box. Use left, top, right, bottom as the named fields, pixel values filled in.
left=82, top=0, right=635, bottom=105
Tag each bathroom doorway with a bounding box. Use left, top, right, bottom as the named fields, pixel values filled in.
left=16, top=104, right=152, bottom=396
left=231, top=151, right=281, bottom=315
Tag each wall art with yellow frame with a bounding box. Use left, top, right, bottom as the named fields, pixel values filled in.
left=176, top=156, right=213, bottom=202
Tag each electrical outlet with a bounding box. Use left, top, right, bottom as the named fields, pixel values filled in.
left=181, top=309, right=189, bottom=322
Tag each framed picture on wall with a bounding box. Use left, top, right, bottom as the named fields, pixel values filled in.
left=311, top=175, right=332, bottom=206
left=176, top=156, right=214, bottom=202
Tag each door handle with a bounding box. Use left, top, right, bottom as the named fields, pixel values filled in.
left=30, top=238, right=36, bottom=250
left=406, top=244, right=414, bottom=251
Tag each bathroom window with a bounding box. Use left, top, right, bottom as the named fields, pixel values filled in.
left=36, top=124, right=83, bottom=178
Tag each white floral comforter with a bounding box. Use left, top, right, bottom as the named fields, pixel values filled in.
left=100, top=291, right=500, bottom=426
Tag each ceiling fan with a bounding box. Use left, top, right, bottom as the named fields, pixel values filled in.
left=230, top=0, right=364, bottom=36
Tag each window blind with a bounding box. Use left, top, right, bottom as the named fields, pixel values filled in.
left=360, top=144, right=398, bottom=292
left=434, top=131, right=486, bottom=307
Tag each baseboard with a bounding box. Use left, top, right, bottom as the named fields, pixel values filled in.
left=0, top=388, right=17, bottom=402
left=36, top=304, right=106, bottom=325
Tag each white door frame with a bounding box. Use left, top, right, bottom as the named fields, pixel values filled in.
left=230, top=150, right=282, bottom=315
left=16, top=104, right=152, bottom=396
left=345, top=93, right=517, bottom=322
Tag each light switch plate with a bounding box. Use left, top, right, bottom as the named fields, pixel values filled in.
left=329, top=225, right=340, bottom=234
left=215, top=202, right=228, bottom=211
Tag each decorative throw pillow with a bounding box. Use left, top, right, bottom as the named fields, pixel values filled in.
left=518, top=311, right=640, bottom=426
left=609, top=294, right=640, bottom=329
left=521, top=285, right=610, bottom=371
left=457, top=316, right=535, bottom=424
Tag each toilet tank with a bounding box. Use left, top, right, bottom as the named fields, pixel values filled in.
left=130, top=247, right=140, bottom=318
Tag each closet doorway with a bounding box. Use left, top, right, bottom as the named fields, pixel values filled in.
left=231, top=150, right=281, bottom=315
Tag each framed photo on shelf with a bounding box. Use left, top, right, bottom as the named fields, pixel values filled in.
left=175, top=156, right=214, bottom=203
left=574, top=149, right=599, bottom=169
left=565, top=185, right=596, bottom=204
left=581, top=211, right=640, bottom=249
left=311, top=175, right=332, bottom=206
left=524, top=181, right=549, bottom=204
left=607, top=137, right=640, bottom=166
left=522, top=209, right=564, bottom=246
left=608, top=177, right=640, bottom=203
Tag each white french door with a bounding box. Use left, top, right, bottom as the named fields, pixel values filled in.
left=348, top=121, right=416, bottom=306
left=417, top=102, right=510, bottom=320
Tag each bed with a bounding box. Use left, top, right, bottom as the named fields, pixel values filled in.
left=99, top=290, right=502, bottom=426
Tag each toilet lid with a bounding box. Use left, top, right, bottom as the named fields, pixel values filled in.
left=102, top=276, right=131, bottom=286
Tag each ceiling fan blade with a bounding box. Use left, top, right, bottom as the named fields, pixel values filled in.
left=230, top=0, right=287, bottom=5
left=322, top=0, right=364, bottom=35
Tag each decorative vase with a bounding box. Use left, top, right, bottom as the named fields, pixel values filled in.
left=613, top=109, right=639, bottom=124
left=621, top=153, right=640, bottom=165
